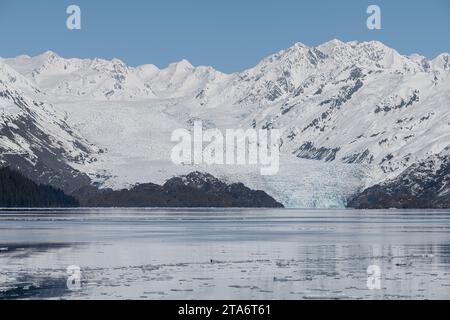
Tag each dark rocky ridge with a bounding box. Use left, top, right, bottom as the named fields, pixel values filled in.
left=349, top=149, right=450, bottom=209
left=74, top=171, right=284, bottom=208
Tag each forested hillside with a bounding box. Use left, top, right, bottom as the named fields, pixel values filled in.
left=0, top=167, right=79, bottom=207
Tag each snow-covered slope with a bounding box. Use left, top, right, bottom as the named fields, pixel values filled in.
left=2, top=40, right=450, bottom=207
left=2, top=52, right=225, bottom=101
left=0, top=61, right=98, bottom=191
left=349, top=146, right=450, bottom=208
left=3, top=52, right=156, bottom=100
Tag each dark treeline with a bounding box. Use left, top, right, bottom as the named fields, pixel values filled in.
left=74, top=172, right=284, bottom=208
left=0, top=168, right=282, bottom=208
left=0, top=167, right=79, bottom=207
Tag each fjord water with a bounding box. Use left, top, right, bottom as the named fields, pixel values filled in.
left=1, top=209, right=450, bottom=300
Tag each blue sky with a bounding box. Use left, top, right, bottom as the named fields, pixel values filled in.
left=1, top=0, right=449, bottom=72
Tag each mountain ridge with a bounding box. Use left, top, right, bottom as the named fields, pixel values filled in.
left=74, top=171, right=284, bottom=208
left=1, top=39, right=450, bottom=207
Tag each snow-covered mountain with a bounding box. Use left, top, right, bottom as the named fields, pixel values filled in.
left=349, top=146, right=450, bottom=208
left=3, top=52, right=157, bottom=100
left=0, top=61, right=99, bottom=192
left=2, top=52, right=225, bottom=101
left=1, top=40, right=449, bottom=207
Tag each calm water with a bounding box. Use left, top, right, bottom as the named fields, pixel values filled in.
left=1, top=208, right=450, bottom=300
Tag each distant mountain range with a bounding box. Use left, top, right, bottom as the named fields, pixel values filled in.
left=1, top=39, right=449, bottom=208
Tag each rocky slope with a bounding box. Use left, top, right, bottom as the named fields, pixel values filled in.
left=77, top=172, right=283, bottom=208
left=349, top=147, right=450, bottom=209
left=0, top=61, right=99, bottom=192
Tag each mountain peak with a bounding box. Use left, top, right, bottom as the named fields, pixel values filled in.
left=111, top=57, right=126, bottom=65
left=135, top=64, right=160, bottom=79
left=39, top=50, right=60, bottom=60
left=137, top=63, right=160, bottom=71
left=316, top=39, right=348, bottom=55
left=320, top=39, right=345, bottom=48
left=432, top=53, right=450, bottom=70
left=170, top=59, right=194, bottom=70
left=14, top=54, right=31, bottom=60
left=292, top=42, right=308, bottom=49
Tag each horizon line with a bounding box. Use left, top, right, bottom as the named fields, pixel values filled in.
left=2, top=38, right=449, bottom=74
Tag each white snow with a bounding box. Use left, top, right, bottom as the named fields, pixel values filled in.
left=1, top=40, right=450, bottom=207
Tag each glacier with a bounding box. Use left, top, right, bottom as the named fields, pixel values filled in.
left=1, top=39, right=450, bottom=207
